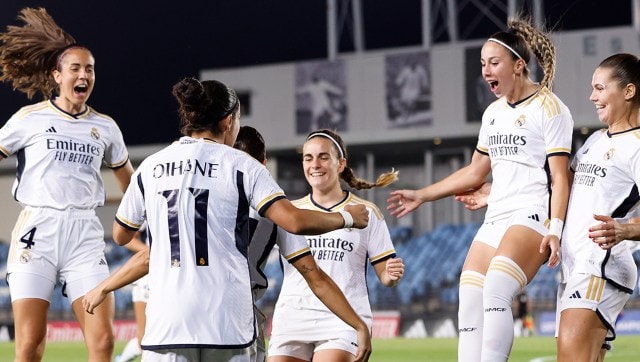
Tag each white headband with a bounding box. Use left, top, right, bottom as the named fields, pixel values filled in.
left=306, top=132, right=345, bottom=159
left=488, top=38, right=523, bottom=60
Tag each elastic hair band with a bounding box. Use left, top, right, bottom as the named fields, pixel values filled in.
left=307, top=132, right=344, bottom=159
left=55, top=44, right=83, bottom=70
left=488, top=38, right=522, bottom=60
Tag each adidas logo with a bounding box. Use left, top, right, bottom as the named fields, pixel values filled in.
left=98, top=258, right=107, bottom=266
left=527, top=214, right=540, bottom=222
left=46, top=126, right=57, bottom=133
left=569, top=290, right=581, bottom=299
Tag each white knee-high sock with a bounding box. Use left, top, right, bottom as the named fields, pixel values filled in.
left=458, top=270, right=485, bottom=362
left=481, top=256, right=527, bottom=362
left=118, top=337, right=142, bottom=361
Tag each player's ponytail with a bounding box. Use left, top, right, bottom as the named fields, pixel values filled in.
left=507, top=17, right=556, bottom=90
left=0, top=7, right=80, bottom=100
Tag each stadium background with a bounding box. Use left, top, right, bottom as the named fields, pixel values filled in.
left=2, top=0, right=640, bottom=358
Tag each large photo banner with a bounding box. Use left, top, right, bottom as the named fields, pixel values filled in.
left=384, top=51, right=432, bottom=128
left=295, top=60, right=348, bottom=135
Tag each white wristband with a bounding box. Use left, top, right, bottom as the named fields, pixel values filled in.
left=548, top=218, right=564, bottom=238
left=338, top=210, right=354, bottom=228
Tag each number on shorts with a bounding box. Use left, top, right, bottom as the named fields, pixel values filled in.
left=20, top=227, right=36, bottom=249
left=159, top=188, right=210, bottom=267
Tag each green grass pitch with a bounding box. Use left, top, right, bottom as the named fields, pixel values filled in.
left=1, top=336, right=640, bottom=361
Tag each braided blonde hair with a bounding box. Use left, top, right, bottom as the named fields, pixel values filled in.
left=0, top=7, right=79, bottom=99
left=507, top=18, right=556, bottom=89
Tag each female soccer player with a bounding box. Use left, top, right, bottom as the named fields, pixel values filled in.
left=0, top=7, right=134, bottom=361
left=109, top=78, right=372, bottom=361
left=457, top=54, right=640, bottom=361
left=387, top=17, right=573, bottom=361
left=268, top=129, right=404, bottom=362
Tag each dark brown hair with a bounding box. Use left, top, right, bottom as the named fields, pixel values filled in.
left=598, top=53, right=640, bottom=106
left=172, top=77, right=239, bottom=136
left=306, top=129, right=398, bottom=190
left=0, top=7, right=86, bottom=99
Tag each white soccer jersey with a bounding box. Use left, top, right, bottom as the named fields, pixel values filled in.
left=272, top=192, right=396, bottom=338
left=0, top=100, right=129, bottom=209
left=115, top=136, right=286, bottom=349
left=476, top=87, right=573, bottom=222
left=562, top=128, right=640, bottom=292
left=248, top=208, right=311, bottom=301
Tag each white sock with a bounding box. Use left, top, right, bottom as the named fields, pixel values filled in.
left=481, top=256, right=527, bottom=362
left=458, top=270, right=485, bottom=362
left=119, top=337, right=142, bottom=361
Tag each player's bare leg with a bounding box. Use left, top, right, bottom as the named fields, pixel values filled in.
left=73, top=293, right=115, bottom=362
left=12, top=298, right=48, bottom=362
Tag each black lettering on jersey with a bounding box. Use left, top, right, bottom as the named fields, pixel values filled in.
left=20, top=227, right=37, bottom=249
left=152, top=159, right=219, bottom=178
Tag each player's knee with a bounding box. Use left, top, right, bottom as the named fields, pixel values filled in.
left=483, top=256, right=526, bottom=305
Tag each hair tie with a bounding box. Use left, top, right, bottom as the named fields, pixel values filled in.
left=488, top=38, right=522, bottom=60
left=306, top=132, right=344, bottom=159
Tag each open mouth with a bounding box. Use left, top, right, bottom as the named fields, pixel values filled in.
left=74, top=84, right=88, bottom=95
left=488, top=81, right=499, bottom=92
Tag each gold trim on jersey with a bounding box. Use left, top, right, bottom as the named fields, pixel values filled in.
left=488, top=259, right=526, bottom=288
left=460, top=271, right=484, bottom=288
left=538, top=87, right=562, bottom=118
left=370, top=249, right=396, bottom=263
left=546, top=147, right=571, bottom=154
left=89, top=107, right=118, bottom=123
left=348, top=194, right=384, bottom=220
left=115, top=214, right=143, bottom=230
left=46, top=100, right=90, bottom=120
left=283, top=247, right=311, bottom=261
left=0, top=144, right=10, bottom=156
left=256, top=192, right=286, bottom=211
left=586, top=275, right=606, bottom=302
left=105, top=157, right=130, bottom=169
left=12, top=101, right=50, bottom=120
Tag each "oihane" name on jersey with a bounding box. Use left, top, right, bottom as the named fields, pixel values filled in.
left=152, top=159, right=219, bottom=178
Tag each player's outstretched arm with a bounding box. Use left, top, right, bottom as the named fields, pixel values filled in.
left=83, top=248, right=150, bottom=314
left=265, top=199, right=369, bottom=235
left=292, top=255, right=372, bottom=361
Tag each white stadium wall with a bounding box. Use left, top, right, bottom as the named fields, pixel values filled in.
left=201, top=26, right=640, bottom=151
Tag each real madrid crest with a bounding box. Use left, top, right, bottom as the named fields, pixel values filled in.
left=20, top=249, right=32, bottom=264
left=91, top=127, right=100, bottom=140
left=604, top=148, right=614, bottom=160
left=515, top=115, right=526, bottom=127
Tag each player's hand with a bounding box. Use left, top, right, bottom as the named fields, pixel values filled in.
left=590, top=214, right=625, bottom=250
left=455, top=182, right=491, bottom=210
left=82, top=286, right=108, bottom=314
left=345, top=204, right=369, bottom=229
left=540, top=234, right=560, bottom=268
left=353, top=326, right=372, bottom=362
left=387, top=190, right=422, bottom=218
left=386, top=257, right=404, bottom=282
